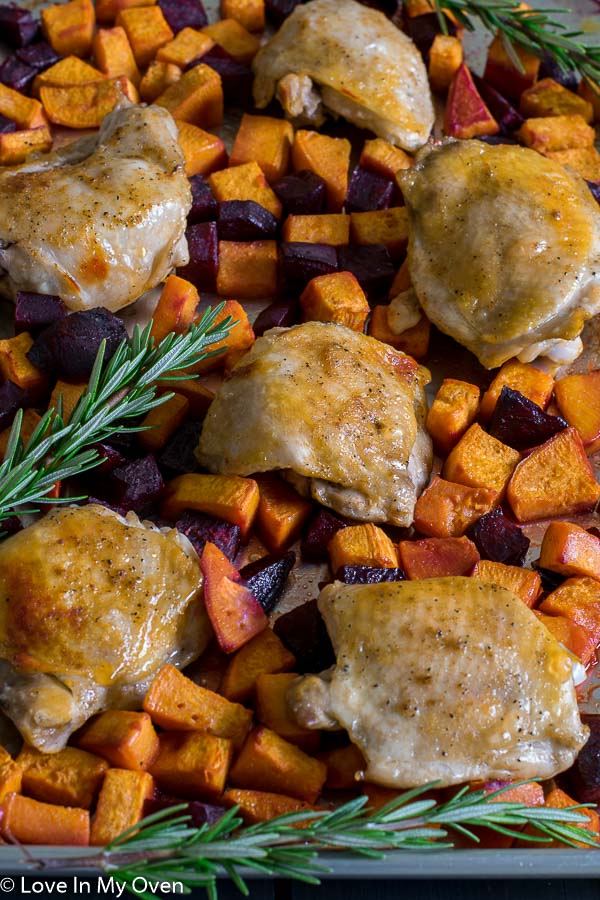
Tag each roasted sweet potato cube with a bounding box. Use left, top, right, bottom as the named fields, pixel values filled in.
left=518, top=114, right=595, bottom=152
left=254, top=473, right=312, bottom=552
left=444, top=63, right=499, bottom=140
left=425, top=378, right=480, bottom=456
left=533, top=610, right=597, bottom=667
left=229, top=726, right=326, bottom=803
left=292, top=130, right=351, bottom=213
left=161, top=473, right=259, bottom=536
left=328, top=523, right=399, bottom=572
left=202, top=18, right=260, bottom=64
left=507, top=428, right=600, bottom=522
left=0, top=83, right=47, bottom=129
left=176, top=120, right=227, bottom=177
left=188, top=299, right=254, bottom=373
left=150, top=732, right=233, bottom=800
left=399, top=535, right=480, bottom=579
left=443, top=423, right=520, bottom=495
left=157, top=377, right=214, bottom=417
left=428, top=34, right=463, bottom=93
left=283, top=214, right=350, bottom=246
left=360, top=138, right=412, bottom=181
left=156, top=64, right=223, bottom=128
left=520, top=78, right=593, bottom=122
left=220, top=628, right=296, bottom=703
left=116, top=5, right=173, bottom=66
left=579, top=79, right=600, bottom=123
left=540, top=521, right=600, bottom=580
left=220, top=0, right=265, bottom=32
left=555, top=371, right=600, bottom=455
left=222, top=788, right=311, bottom=824
left=41, top=0, right=95, bottom=58
left=40, top=77, right=138, bottom=128
left=1, top=793, right=89, bottom=846
left=530, top=788, right=600, bottom=847
left=483, top=32, right=540, bottom=100
left=414, top=476, right=498, bottom=538
left=150, top=274, right=199, bottom=343
left=157, top=27, right=214, bottom=67
left=143, top=664, right=252, bottom=748
left=544, top=146, right=600, bottom=181
left=90, top=769, right=154, bottom=845
left=349, top=208, right=409, bottom=260
left=216, top=240, right=278, bottom=299
left=0, top=332, right=46, bottom=394
left=318, top=744, right=366, bottom=790
left=17, top=745, right=108, bottom=809
left=95, top=0, right=157, bottom=22
left=210, top=161, right=281, bottom=219
left=0, top=748, right=22, bottom=803
left=230, top=114, right=293, bottom=184
left=471, top=559, right=542, bottom=607
left=368, top=305, right=431, bottom=359
left=32, top=56, right=106, bottom=97
left=138, top=392, right=189, bottom=454
left=78, top=711, right=159, bottom=771
left=0, top=409, right=41, bottom=461
left=300, top=271, right=369, bottom=332
left=49, top=379, right=87, bottom=423
left=93, top=26, right=141, bottom=84
left=480, top=360, right=554, bottom=422
left=0, top=126, right=53, bottom=166
left=254, top=673, right=320, bottom=753
left=139, top=58, right=181, bottom=102
left=539, top=577, right=600, bottom=645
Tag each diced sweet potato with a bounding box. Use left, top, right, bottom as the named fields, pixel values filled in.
left=318, top=744, right=366, bottom=790
left=220, top=0, right=265, bottom=32
left=444, top=63, right=499, bottom=139
left=78, top=711, right=159, bottom=771
left=534, top=788, right=599, bottom=847
left=1, top=793, right=90, bottom=846
left=95, top=0, right=157, bottom=22
left=443, top=423, right=520, bottom=496
left=428, top=34, right=463, bottom=93
left=40, top=77, right=138, bottom=128
left=555, top=371, right=600, bottom=455
left=229, top=726, right=326, bottom=803
left=32, top=55, right=106, bottom=97
left=360, top=138, right=412, bottom=181
left=187, top=299, right=255, bottom=374
left=539, top=521, right=600, bottom=580
left=222, top=788, right=311, bottom=824
left=483, top=32, right=540, bottom=100
left=157, top=377, right=214, bottom=417
left=0, top=408, right=41, bottom=461
left=49, top=380, right=87, bottom=424
left=202, top=18, right=260, bottom=64
left=520, top=78, right=593, bottom=122
left=0, top=332, right=46, bottom=394
left=143, top=664, right=252, bottom=749
left=399, top=535, right=480, bottom=579
left=425, top=378, right=480, bottom=456
left=579, top=79, right=600, bottom=123
left=138, top=392, right=189, bottom=453
left=518, top=114, right=595, bottom=152
left=176, top=120, right=228, bottom=178
left=216, top=240, right=278, bottom=298
left=414, top=476, right=498, bottom=538
left=230, top=114, right=293, bottom=184
left=157, top=27, right=214, bottom=67
left=0, top=126, right=53, bottom=166
left=254, top=473, right=312, bottom=552
left=93, top=26, right=141, bottom=84
left=471, top=559, right=542, bottom=607
left=544, top=146, right=600, bottom=181
left=283, top=214, right=350, bottom=246
left=507, top=428, right=600, bottom=522
left=115, top=5, right=173, bottom=66
left=254, top=673, right=320, bottom=753
left=90, top=769, right=154, bottom=845
left=480, top=360, right=554, bottom=422
left=139, top=58, right=181, bottom=102
left=0, top=83, right=46, bottom=129
left=300, top=271, right=369, bottom=332
left=41, top=0, right=95, bottom=58
left=0, top=748, right=22, bottom=803
left=539, top=576, right=600, bottom=645
left=328, top=523, right=399, bottom=573
left=161, top=473, right=259, bottom=536
left=349, top=208, right=409, bottom=260
left=17, top=745, right=108, bottom=809
left=150, top=274, right=199, bottom=343
left=368, top=305, right=431, bottom=360
left=150, top=732, right=232, bottom=801
left=220, top=628, right=296, bottom=703
left=533, top=610, right=597, bottom=667
left=210, top=161, right=281, bottom=219
left=292, top=130, right=351, bottom=213
left=156, top=64, right=223, bottom=128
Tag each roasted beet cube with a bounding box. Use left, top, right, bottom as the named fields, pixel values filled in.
left=273, top=170, right=326, bottom=216
left=0, top=380, right=28, bottom=430
left=85, top=496, right=129, bottom=517
left=265, top=0, right=301, bottom=26
left=531, top=561, right=565, bottom=594
left=158, top=420, right=203, bottom=477
left=488, top=387, right=567, bottom=451
left=111, top=455, right=164, bottom=514
left=253, top=300, right=298, bottom=337
left=14, top=291, right=66, bottom=336
left=177, top=222, right=218, bottom=292
left=175, top=510, right=241, bottom=562
left=195, top=46, right=253, bottom=107
left=217, top=200, right=278, bottom=241
left=95, top=442, right=128, bottom=473
left=16, top=40, right=61, bottom=71
left=566, top=715, right=600, bottom=804
left=0, top=114, right=16, bottom=134
left=157, top=0, right=208, bottom=32
left=345, top=166, right=394, bottom=213
left=145, top=795, right=226, bottom=825
left=474, top=135, right=519, bottom=145
left=587, top=181, right=600, bottom=206
left=336, top=565, right=405, bottom=584
left=466, top=508, right=530, bottom=567
left=188, top=174, right=217, bottom=224
left=337, top=245, right=395, bottom=301
left=0, top=54, right=36, bottom=92
left=0, top=514, right=23, bottom=537
left=280, top=242, right=338, bottom=294
left=405, top=12, right=456, bottom=61
left=27, top=308, right=128, bottom=380
left=273, top=598, right=335, bottom=672
left=472, top=75, right=524, bottom=134
left=538, top=53, right=579, bottom=91
left=301, top=509, right=347, bottom=562
left=0, top=4, right=39, bottom=48
left=240, top=550, right=296, bottom=613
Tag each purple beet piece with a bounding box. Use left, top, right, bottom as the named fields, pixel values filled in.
left=177, top=222, right=218, bottom=292
left=194, top=45, right=253, bottom=106
left=472, top=75, right=524, bottom=134
left=265, top=0, right=301, bottom=26
left=273, top=170, right=326, bottom=216
left=336, top=565, right=405, bottom=584
left=337, top=244, right=395, bottom=301
left=538, top=53, right=579, bottom=91
left=474, top=135, right=519, bottom=145
left=566, top=715, right=600, bottom=804
left=488, top=386, right=567, bottom=451
left=0, top=54, right=36, bottom=92
left=405, top=12, right=457, bottom=62
left=175, top=510, right=241, bottom=562
left=531, top=560, right=565, bottom=594
left=158, top=419, right=203, bottom=476
left=27, top=308, right=128, bottom=380
left=280, top=242, right=338, bottom=293
left=188, top=174, right=217, bottom=224
left=15, top=291, right=67, bottom=336
left=217, top=200, right=278, bottom=241
left=253, top=300, right=298, bottom=337
left=466, top=508, right=530, bottom=566
left=345, top=165, right=394, bottom=213
left=240, top=550, right=296, bottom=613
left=587, top=181, right=600, bottom=206
left=0, top=4, right=39, bottom=47
left=144, top=796, right=226, bottom=826
left=301, top=509, right=347, bottom=562
left=157, top=0, right=208, bottom=32
left=0, top=380, right=28, bottom=430
left=111, top=455, right=165, bottom=514
left=16, top=40, right=61, bottom=71
left=0, top=114, right=16, bottom=134
left=273, top=597, right=335, bottom=673
left=0, top=514, right=22, bottom=537
left=95, top=442, right=128, bottom=473
left=85, top=496, right=129, bottom=517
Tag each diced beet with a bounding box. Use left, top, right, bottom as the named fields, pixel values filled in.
left=94, top=442, right=128, bottom=473
left=588, top=526, right=600, bottom=540
left=273, top=598, right=335, bottom=673
left=405, top=12, right=457, bottom=62
left=144, top=796, right=226, bottom=826
left=14, top=291, right=67, bottom=336
left=253, top=301, right=298, bottom=337
left=472, top=75, right=524, bottom=134
left=85, top=496, right=129, bottom=517
left=16, top=40, right=61, bottom=72
left=538, top=53, right=579, bottom=91
left=240, top=551, right=296, bottom=613
left=301, top=509, right=347, bottom=562
left=0, top=114, right=16, bottom=134
left=110, top=455, right=164, bottom=514
left=360, top=0, right=399, bottom=16
left=158, top=420, right=203, bottom=477
left=177, top=222, right=218, bottom=292
left=466, top=508, right=530, bottom=566
left=531, top=560, right=566, bottom=593
left=27, top=308, right=128, bottom=380
left=0, top=4, right=39, bottom=48
left=587, top=181, right=600, bottom=206
left=336, top=565, right=405, bottom=584
left=157, top=0, right=208, bottom=32
left=566, top=715, right=600, bottom=804
left=194, top=46, right=253, bottom=107
left=265, top=0, right=301, bottom=26
left=0, top=514, right=22, bottom=537
left=217, top=200, right=278, bottom=241
left=345, top=166, right=394, bottom=213
left=337, top=245, right=395, bottom=301
left=102, top=431, right=139, bottom=459
left=175, top=510, right=241, bottom=562
left=280, top=242, right=338, bottom=294
left=188, top=174, right=217, bottom=225
left=474, top=135, right=519, bottom=145
left=273, top=170, right=326, bottom=216
left=0, top=54, right=36, bottom=92
left=0, top=380, right=28, bottom=430
left=488, top=387, right=567, bottom=451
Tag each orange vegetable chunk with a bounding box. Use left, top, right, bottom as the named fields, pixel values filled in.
left=534, top=610, right=597, bottom=667
left=360, top=138, right=412, bottom=180
left=161, top=473, right=260, bottom=536
left=554, top=370, right=600, bottom=455
left=579, top=79, right=600, bottom=122
left=368, top=305, right=430, bottom=359
left=157, top=28, right=214, bottom=68
left=90, top=769, right=154, bottom=845
left=40, top=77, right=138, bottom=128
left=93, top=26, right=140, bottom=84
left=138, top=393, right=189, bottom=454
left=0, top=83, right=46, bottom=129
left=300, top=271, right=369, bottom=331
left=220, top=628, right=296, bottom=703
left=156, top=64, right=223, bottom=129
left=539, top=521, right=600, bottom=580
left=32, top=55, right=106, bottom=97
left=443, top=423, right=520, bottom=495
left=222, top=788, right=312, bottom=824
left=471, top=560, right=542, bottom=607
left=1, top=793, right=89, bottom=845
left=479, top=360, right=554, bottom=422
left=230, top=114, right=293, bottom=183
left=520, top=77, right=593, bottom=122
left=115, top=5, right=173, bottom=66
left=17, top=745, right=108, bottom=809
left=328, top=523, right=399, bottom=573
left=176, top=120, right=228, bottom=177
left=539, top=576, right=600, bottom=644
left=150, top=732, right=233, bottom=800
left=292, top=130, right=351, bottom=213
left=283, top=214, right=350, bottom=246
left=428, top=34, right=463, bottom=93
left=209, top=161, right=282, bottom=219
left=413, top=476, right=498, bottom=538
left=0, top=748, right=22, bottom=802
left=538, top=788, right=599, bottom=847
left=0, top=127, right=53, bottom=166
left=444, top=63, right=499, bottom=139
left=318, top=744, right=367, bottom=790
left=187, top=300, right=254, bottom=374
left=150, top=274, right=199, bottom=343
left=255, top=473, right=312, bottom=552
left=399, top=535, right=480, bottom=579
left=426, top=378, right=480, bottom=456
left=202, top=18, right=260, bottom=64
left=481, top=781, right=545, bottom=807
left=41, top=0, right=95, bottom=58
left=95, top=0, right=156, bottom=22
left=216, top=240, right=279, bottom=299
left=349, top=208, right=409, bottom=260
left=49, top=380, right=87, bottom=423
left=220, top=0, right=265, bottom=32
left=0, top=333, right=46, bottom=394
left=518, top=114, right=595, bottom=152
left=255, top=672, right=320, bottom=753
left=78, top=711, right=159, bottom=771
left=156, top=377, right=214, bottom=418
left=483, top=32, right=540, bottom=100
left=0, top=409, right=41, bottom=461
left=544, top=146, right=600, bottom=181
left=139, top=59, right=181, bottom=103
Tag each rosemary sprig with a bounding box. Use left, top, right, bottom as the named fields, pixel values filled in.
left=0, top=304, right=232, bottom=526
left=30, top=784, right=599, bottom=899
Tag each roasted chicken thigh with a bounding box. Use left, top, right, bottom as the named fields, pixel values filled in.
left=400, top=140, right=600, bottom=368
left=196, top=322, right=432, bottom=526
left=289, top=578, right=588, bottom=787
left=0, top=504, right=210, bottom=751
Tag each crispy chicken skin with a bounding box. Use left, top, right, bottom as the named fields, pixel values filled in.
left=400, top=140, right=600, bottom=368
left=252, top=0, right=434, bottom=151
left=0, top=504, right=211, bottom=751
left=289, top=578, right=589, bottom=787
left=0, top=104, right=191, bottom=312
left=196, top=322, right=432, bottom=526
